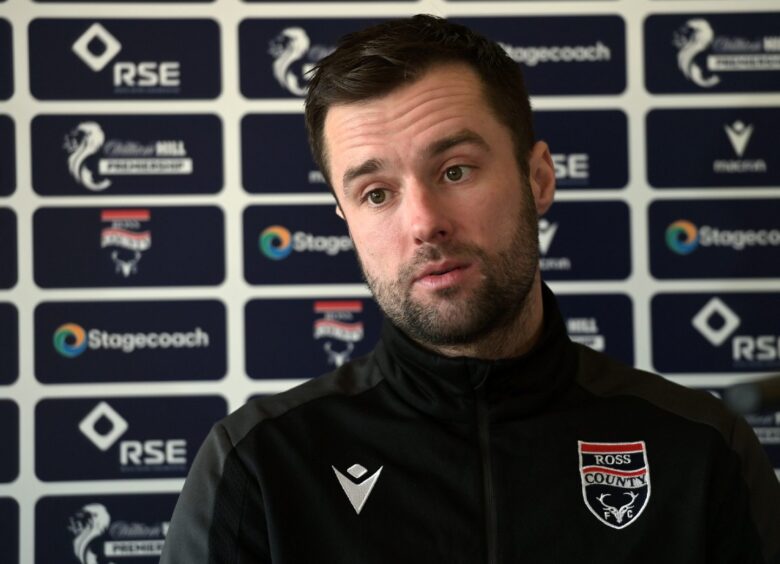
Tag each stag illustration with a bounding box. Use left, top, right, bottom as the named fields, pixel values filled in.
left=324, top=342, right=354, bottom=367
left=597, top=492, right=639, bottom=525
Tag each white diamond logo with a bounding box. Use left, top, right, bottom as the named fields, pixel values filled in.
left=724, top=121, right=753, bottom=158
left=691, top=297, right=741, bottom=347
left=72, top=23, right=122, bottom=72
left=79, top=401, right=129, bottom=451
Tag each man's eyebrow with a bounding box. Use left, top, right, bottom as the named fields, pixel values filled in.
left=342, top=158, right=385, bottom=197
left=426, top=129, right=490, bottom=158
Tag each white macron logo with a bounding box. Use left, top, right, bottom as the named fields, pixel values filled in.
left=333, top=463, right=382, bottom=515
left=79, top=401, right=129, bottom=451
left=72, top=23, right=122, bottom=72
left=538, top=218, right=558, bottom=255
left=724, top=121, right=753, bottom=158
left=691, top=297, right=741, bottom=347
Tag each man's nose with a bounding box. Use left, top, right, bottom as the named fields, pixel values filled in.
left=406, top=183, right=454, bottom=245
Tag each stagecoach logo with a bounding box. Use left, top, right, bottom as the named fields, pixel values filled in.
left=673, top=18, right=780, bottom=88
left=68, top=503, right=168, bottom=563
left=63, top=122, right=192, bottom=191
left=268, top=27, right=333, bottom=96
left=100, top=209, right=151, bottom=277
left=579, top=441, right=650, bottom=529
left=313, top=301, right=364, bottom=367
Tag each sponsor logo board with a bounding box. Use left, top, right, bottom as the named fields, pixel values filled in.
left=36, top=300, right=226, bottom=383
left=240, top=18, right=380, bottom=98
left=244, top=205, right=361, bottom=284
left=647, top=108, right=779, bottom=188
left=0, top=400, right=18, bottom=483
left=708, top=388, right=780, bottom=472
left=539, top=201, right=631, bottom=281
left=0, top=115, right=15, bottom=196
left=557, top=294, right=634, bottom=366
left=0, top=208, right=17, bottom=289
left=0, top=498, right=18, bottom=564
left=645, top=13, right=780, bottom=93
left=535, top=110, right=628, bottom=190
left=32, top=115, right=223, bottom=195
left=35, top=396, right=226, bottom=481
left=35, top=494, right=177, bottom=564
left=453, top=16, right=626, bottom=95
left=29, top=20, right=220, bottom=100
left=652, top=293, right=780, bottom=373
left=245, top=298, right=382, bottom=379
left=0, top=303, right=18, bottom=385
left=33, top=206, right=224, bottom=288
left=0, top=20, right=12, bottom=100
left=650, top=199, right=780, bottom=279
left=242, top=114, right=328, bottom=193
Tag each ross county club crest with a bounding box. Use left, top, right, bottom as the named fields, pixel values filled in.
left=578, top=441, right=650, bottom=529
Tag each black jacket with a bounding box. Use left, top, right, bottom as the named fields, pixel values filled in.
left=161, top=288, right=780, bottom=563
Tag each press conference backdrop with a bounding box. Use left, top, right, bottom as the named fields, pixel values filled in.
left=0, top=0, right=778, bottom=561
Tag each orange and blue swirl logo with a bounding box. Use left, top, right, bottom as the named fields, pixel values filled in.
left=53, top=323, right=88, bottom=358
left=260, top=225, right=293, bottom=260
left=666, top=220, right=699, bottom=255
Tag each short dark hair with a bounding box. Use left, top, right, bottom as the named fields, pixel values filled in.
left=304, top=14, right=535, bottom=188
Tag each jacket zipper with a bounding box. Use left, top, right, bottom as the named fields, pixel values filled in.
left=476, top=381, right=498, bottom=564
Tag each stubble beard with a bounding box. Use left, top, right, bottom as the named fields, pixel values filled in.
left=359, top=195, right=540, bottom=349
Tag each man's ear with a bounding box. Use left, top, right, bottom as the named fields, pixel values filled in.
left=528, top=141, right=556, bottom=216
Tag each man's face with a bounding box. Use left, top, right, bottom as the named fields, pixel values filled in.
left=324, top=63, right=549, bottom=348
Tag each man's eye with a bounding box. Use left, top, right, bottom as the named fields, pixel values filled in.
left=366, top=189, right=387, bottom=205
left=444, top=166, right=471, bottom=182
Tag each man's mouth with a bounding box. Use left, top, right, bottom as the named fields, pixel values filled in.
left=413, top=261, right=472, bottom=289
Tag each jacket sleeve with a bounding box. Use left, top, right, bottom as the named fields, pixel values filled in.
left=160, top=423, right=271, bottom=564
left=709, top=414, right=780, bottom=564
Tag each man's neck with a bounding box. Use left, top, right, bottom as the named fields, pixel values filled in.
left=420, top=278, right=545, bottom=361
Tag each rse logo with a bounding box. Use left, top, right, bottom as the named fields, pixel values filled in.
left=552, top=153, right=589, bottom=181
left=74, top=24, right=181, bottom=89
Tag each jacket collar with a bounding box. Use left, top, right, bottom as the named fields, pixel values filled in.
left=374, top=283, right=578, bottom=422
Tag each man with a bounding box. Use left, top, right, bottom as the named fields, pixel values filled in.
left=162, top=16, right=780, bottom=563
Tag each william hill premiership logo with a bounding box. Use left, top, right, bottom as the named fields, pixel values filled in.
left=259, top=225, right=352, bottom=260
left=100, top=210, right=151, bottom=277
left=73, top=23, right=181, bottom=94
left=674, top=18, right=780, bottom=89
left=63, top=121, right=191, bottom=191
left=268, top=27, right=333, bottom=96
left=579, top=441, right=650, bottom=529
left=313, top=301, right=364, bottom=367
left=665, top=219, right=780, bottom=255
left=68, top=503, right=168, bottom=562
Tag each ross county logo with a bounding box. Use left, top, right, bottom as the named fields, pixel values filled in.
left=665, top=219, right=780, bottom=255
left=79, top=401, right=187, bottom=470
left=692, top=297, right=780, bottom=367
left=72, top=23, right=181, bottom=93
left=713, top=120, right=767, bottom=174
left=259, top=225, right=352, bottom=260
left=100, top=209, right=151, bottom=277
left=268, top=27, right=333, bottom=96
left=68, top=503, right=168, bottom=563
left=673, top=18, right=780, bottom=88
left=579, top=441, right=650, bottom=529
left=63, top=121, right=192, bottom=191
left=53, top=322, right=210, bottom=358
left=313, top=301, right=364, bottom=367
